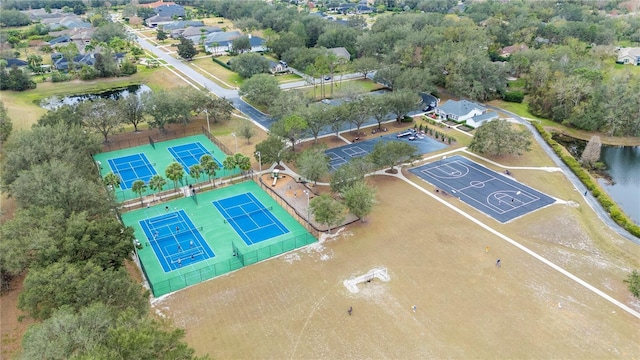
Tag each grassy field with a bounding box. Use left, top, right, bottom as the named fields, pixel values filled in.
left=191, top=56, right=242, bottom=88
left=157, top=157, right=640, bottom=358
left=0, top=66, right=186, bottom=130
left=142, top=120, right=640, bottom=358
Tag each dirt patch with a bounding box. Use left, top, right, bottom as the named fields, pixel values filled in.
left=153, top=174, right=640, bottom=359
left=1, top=274, right=34, bottom=359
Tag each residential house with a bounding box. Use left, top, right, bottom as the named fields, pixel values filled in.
left=140, top=0, right=177, bottom=8
left=617, top=47, right=640, bottom=66
left=163, top=20, right=204, bottom=31
left=269, top=61, right=289, bottom=75
left=5, top=58, right=28, bottom=68
left=52, top=53, right=96, bottom=71
left=49, top=35, right=72, bottom=47
left=465, top=112, right=498, bottom=128
left=500, top=44, right=528, bottom=57
left=326, top=47, right=351, bottom=61
left=204, top=31, right=242, bottom=54
left=246, top=35, right=267, bottom=53
left=146, top=4, right=185, bottom=27
left=436, top=99, right=497, bottom=127
left=180, top=26, right=221, bottom=43
left=21, top=8, right=64, bottom=21
left=156, top=4, right=185, bottom=18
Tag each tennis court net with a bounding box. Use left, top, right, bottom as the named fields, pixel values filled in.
left=223, top=206, right=273, bottom=224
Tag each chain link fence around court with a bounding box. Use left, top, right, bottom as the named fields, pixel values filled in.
left=256, top=175, right=361, bottom=238
left=138, top=254, right=244, bottom=297
left=231, top=233, right=315, bottom=266
left=102, top=126, right=232, bottom=155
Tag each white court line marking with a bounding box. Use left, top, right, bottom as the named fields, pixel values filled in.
left=403, top=173, right=640, bottom=320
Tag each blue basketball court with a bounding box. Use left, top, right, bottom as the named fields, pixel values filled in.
left=139, top=210, right=215, bottom=272
left=213, top=192, right=290, bottom=246
left=409, top=155, right=556, bottom=223
left=168, top=142, right=221, bottom=172
left=107, top=153, right=157, bottom=190
left=326, top=133, right=448, bottom=171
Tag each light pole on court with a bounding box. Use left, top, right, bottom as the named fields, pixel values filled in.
left=304, top=190, right=311, bottom=224
left=231, top=132, right=238, bottom=153
left=255, top=151, right=262, bottom=176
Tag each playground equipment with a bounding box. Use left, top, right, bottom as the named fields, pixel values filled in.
left=271, top=169, right=280, bottom=186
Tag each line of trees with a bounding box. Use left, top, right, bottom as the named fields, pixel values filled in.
left=210, top=0, right=640, bottom=137
left=39, top=86, right=233, bottom=142
left=0, top=117, right=204, bottom=358
left=255, top=125, right=418, bottom=231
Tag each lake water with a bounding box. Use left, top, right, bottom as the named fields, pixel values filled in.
left=598, top=146, right=640, bottom=226
left=552, top=134, right=639, bottom=226
left=40, top=84, right=151, bottom=110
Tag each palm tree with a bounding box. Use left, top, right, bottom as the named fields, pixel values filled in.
left=131, top=180, right=147, bottom=204
left=165, top=162, right=185, bottom=190
left=222, top=156, right=237, bottom=181
left=148, top=174, right=167, bottom=201
left=200, top=155, right=219, bottom=186
left=189, top=164, right=203, bottom=187
left=234, top=153, right=251, bottom=178
left=104, top=172, right=121, bottom=199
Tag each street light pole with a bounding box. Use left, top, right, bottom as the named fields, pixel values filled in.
left=231, top=132, right=238, bottom=153
left=255, top=151, right=261, bottom=177
left=304, top=190, right=310, bottom=224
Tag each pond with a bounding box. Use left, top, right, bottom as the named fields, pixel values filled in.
left=553, top=134, right=640, bottom=226
left=40, top=84, right=151, bottom=110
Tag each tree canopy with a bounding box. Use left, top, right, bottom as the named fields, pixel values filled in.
left=468, top=120, right=532, bottom=157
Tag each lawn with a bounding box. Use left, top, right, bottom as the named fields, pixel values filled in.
left=1, top=65, right=186, bottom=130
left=156, top=165, right=640, bottom=359
left=191, top=56, right=242, bottom=88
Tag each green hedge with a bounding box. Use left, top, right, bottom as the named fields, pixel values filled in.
left=212, top=56, right=232, bottom=70
left=532, top=122, right=640, bottom=238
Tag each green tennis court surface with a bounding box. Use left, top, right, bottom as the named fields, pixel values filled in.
left=122, top=181, right=316, bottom=297
left=94, top=134, right=238, bottom=202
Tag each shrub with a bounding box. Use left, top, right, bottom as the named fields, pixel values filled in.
left=51, top=71, right=72, bottom=82
left=503, top=91, right=524, bottom=103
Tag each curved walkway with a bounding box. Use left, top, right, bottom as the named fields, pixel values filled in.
left=483, top=105, right=638, bottom=244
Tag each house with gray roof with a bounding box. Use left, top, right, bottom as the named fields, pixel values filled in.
left=163, top=20, right=204, bottom=31
left=437, top=99, right=498, bottom=127
left=466, top=111, right=498, bottom=128
left=617, top=47, right=640, bottom=66
left=203, top=31, right=241, bottom=54
left=326, top=47, right=351, bottom=61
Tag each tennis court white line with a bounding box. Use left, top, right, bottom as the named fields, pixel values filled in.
left=401, top=173, right=640, bottom=320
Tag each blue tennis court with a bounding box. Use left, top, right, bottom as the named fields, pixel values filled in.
left=213, top=192, right=290, bottom=246
left=139, top=210, right=215, bottom=272
left=409, top=155, right=556, bottom=223
left=107, top=153, right=157, bottom=190
left=168, top=142, right=222, bottom=172
left=326, top=133, right=448, bottom=171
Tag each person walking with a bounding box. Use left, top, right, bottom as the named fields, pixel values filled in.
left=496, top=259, right=501, bottom=268
left=348, top=306, right=353, bottom=316
left=412, top=305, right=417, bottom=313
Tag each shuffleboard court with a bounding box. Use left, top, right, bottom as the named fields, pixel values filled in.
left=139, top=210, right=215, bottom=272
left=326, top=133, right=448, bottom=171
left=168, top=142, right=222, bottom=172
left=107, top=153, right=157, bottom=190
left=213, top=192, right=290, bottom=246
left=409, top=155, right=556, bottom=223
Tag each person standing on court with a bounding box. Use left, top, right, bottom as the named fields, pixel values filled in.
left=496, top=259, right=501, bottom=268
left=348, top=306, right=353, bottom=315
